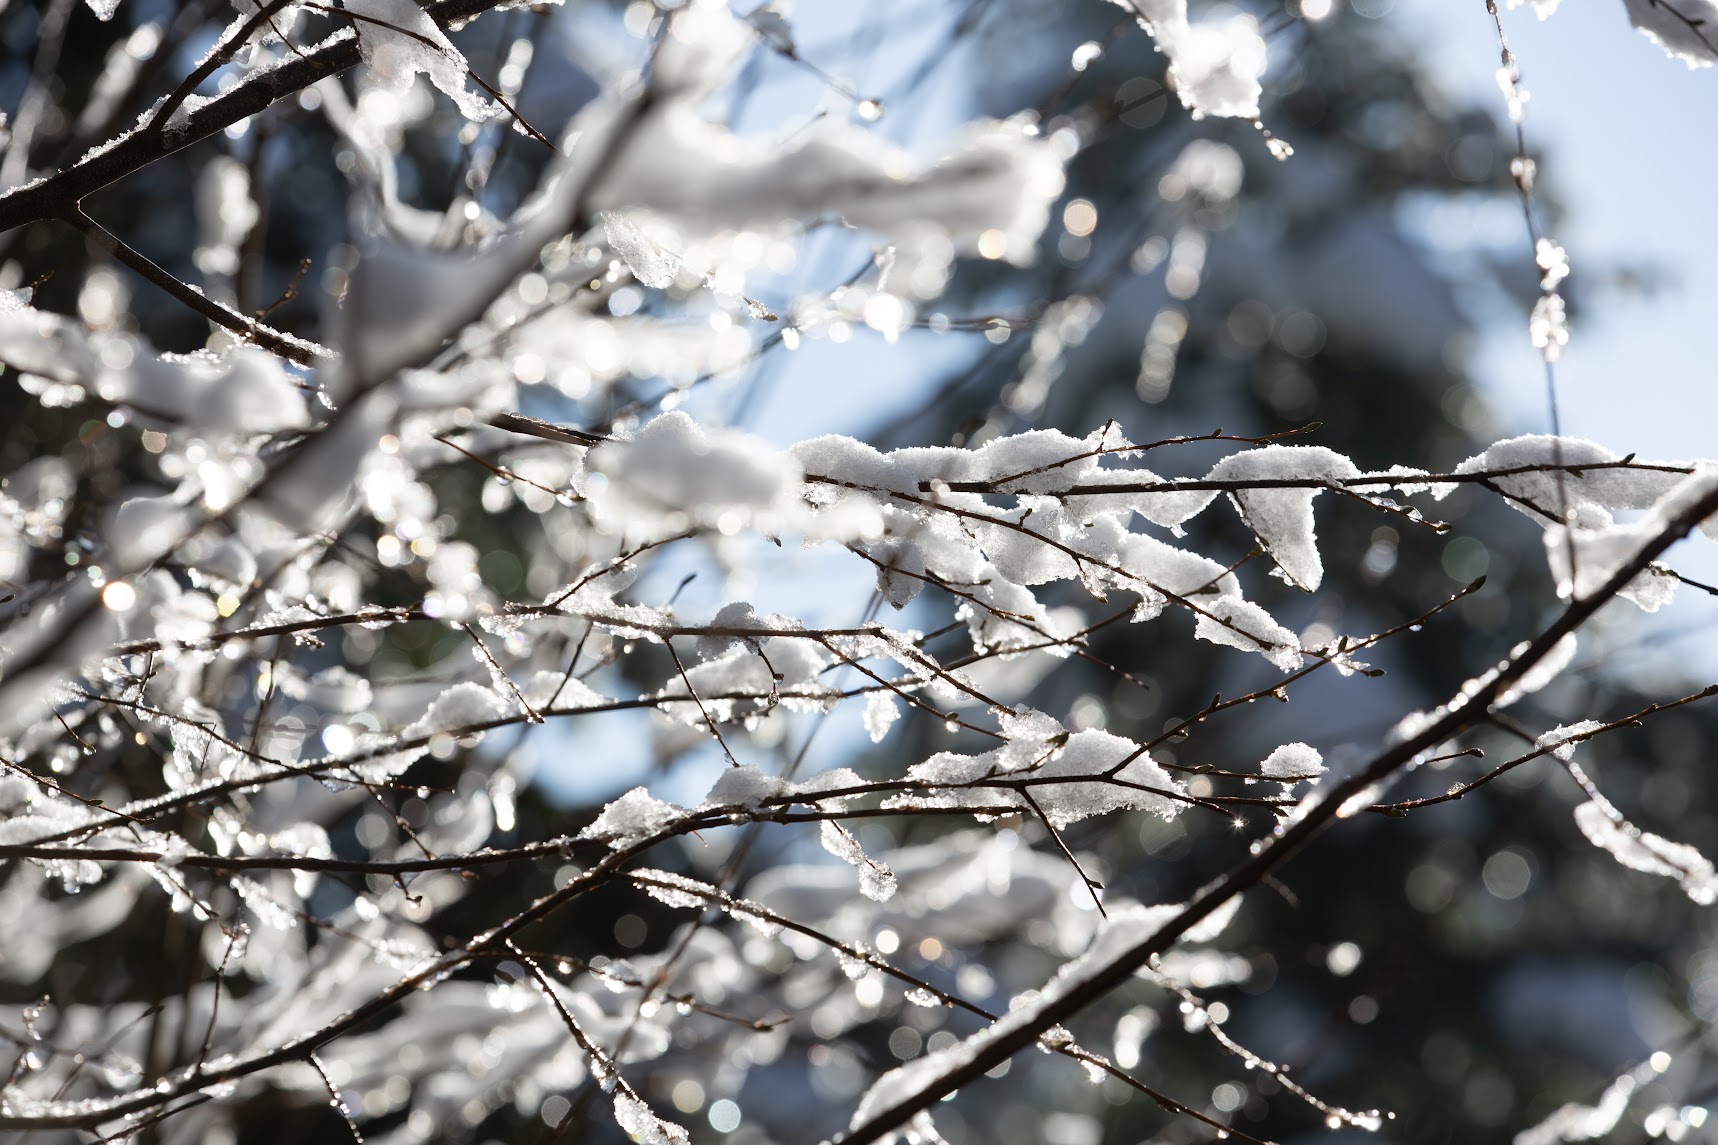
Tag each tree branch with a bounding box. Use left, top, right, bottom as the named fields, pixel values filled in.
left=839, top=479, right=1718, bottom=1145
left=66, top=209, right=332, bottom=364
left=0, top=0, right=512, bottom=235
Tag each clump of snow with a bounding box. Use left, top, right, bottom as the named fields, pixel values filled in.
left=1193, top=596, right=1303, bottom=672
left=343, top=0, right=501, bottom=122
left=1111, top=0, right=1269, bottom=120
left=1544, top=463, right=1718, bottom=610
left=885, top=709, right=1187, bottom=827
left=585, top=412, right=806, bottom=542
left=598, top=84, right=1065, bottom=267
left=1446, top=435, right=1691, bottom=521
left=702, top=765, right=786, bottom=809
left=1623, top=0, right=1718, bottom=66
left=106, top=493, right=194, bottom=569
left=1445, top=440, right=1717, bottom=610
left=403, top=681, right=511, bottom=740
left=580, top=787, right=685, bottom=848
left=600, top=210, right=680, bottom=289
left=1209, top=445, right=1360, bottom=590
left=1259, top=742, right=1324, bottom=787
left=612, top=1091, right=690, bottom=1145
left=693, top=601, right=799, bottom=660
left=654, top=636, right=836, bottom=728
left=861, top=536, right=927, bottom=609
left=786, top=767, right=867, bottom=804
left=820, top=820, right=898, bottom=902
left=864, top=692, right=901, bottom=743
left=0, top=302, right=311, bottom=434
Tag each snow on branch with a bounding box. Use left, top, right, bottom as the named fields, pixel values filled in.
left=4, top=4, right=1718, bottom=1144
left=1624, top=0, right=1718, bottom=66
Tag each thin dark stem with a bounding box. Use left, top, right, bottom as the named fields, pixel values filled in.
left=149, top=0, right=303, bottom=134
left=64, top=209, right=330, bottom=364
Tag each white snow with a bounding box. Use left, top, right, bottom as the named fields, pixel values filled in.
left=585, top=412, right=806, bottom=543
left=1193, top=596, right=1303, bottom=672
left=1447, top=435, right=1695, bottom=522
left=1110, top=0, right=1269, bottom=120
left=820, top=820, right=898, bottom=903
left=342, top=0, right=501, bottom=122
left=864, top=692, right=901, bottom=743
left=596, top=93, right=1065, bottom=267
left=1445, top=440, right=1717, bottom=610
left=885, top=709, right=1187, bottom=827
left=1259, top=742, right=1325, bottom=786
left=1623, top=0, right=1718, bottom=66
left=0, top=302, right=311, bottom=434
left=403, top=680, right=511, bottom=740
left=1544, top=463, right=1718, bottom=610
left=599, top=210, right=680, bottom=289
left=1573, top=801, right=1718, bottom=904
left=612, top=1091, right=689, bottom=1145
left=1536, top=719, right=1604, bottom=761
left=701, top=765, right=787, bottom=809
left=579, top=787, right=685, bottom=848
left=106, top=493, right=194, bottom=569
left=1208, top=445, right=1360, bottom=591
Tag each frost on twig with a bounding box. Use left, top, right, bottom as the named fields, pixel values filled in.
left=1573, top=801, right=1718, bottom=905
left=1512, top=1052, right=1667, bottom=1145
